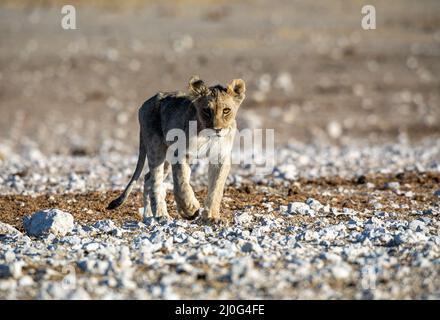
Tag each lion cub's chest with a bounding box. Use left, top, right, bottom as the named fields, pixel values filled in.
left=188, top=130, right=234, bottom=161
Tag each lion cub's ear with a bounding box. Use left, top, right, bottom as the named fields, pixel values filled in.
left=227, top=79, right=246, bottom=99
left=189, top=75, right=208, bottom=96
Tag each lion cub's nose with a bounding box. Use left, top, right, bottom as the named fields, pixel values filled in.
left=214, top=128, right=222, bottom=135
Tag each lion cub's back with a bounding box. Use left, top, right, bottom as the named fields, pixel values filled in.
left=139, top=91, right=196, bottom=139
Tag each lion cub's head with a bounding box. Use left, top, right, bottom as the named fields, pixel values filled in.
left=188, top=75, right=245, bottom=136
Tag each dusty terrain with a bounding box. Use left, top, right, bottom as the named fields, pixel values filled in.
left=1, top=0, right=440, bottom=299
left=1, top=0, right=440, bottom=154
left=1, top=171, right=440, bottom=231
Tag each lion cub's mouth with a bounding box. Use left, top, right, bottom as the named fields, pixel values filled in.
left=213, top=127, right=230, bottom=137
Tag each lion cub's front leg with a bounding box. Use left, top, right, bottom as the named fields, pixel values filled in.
left=172, top=158, right=201, bottom=219
left=203, top=160, right=231, bottom=220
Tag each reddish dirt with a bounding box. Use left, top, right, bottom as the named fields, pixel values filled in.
left=1, top=171, right=438, bottom=231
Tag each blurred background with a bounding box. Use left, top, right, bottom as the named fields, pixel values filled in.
left=1, top=0, right=440, bottom=156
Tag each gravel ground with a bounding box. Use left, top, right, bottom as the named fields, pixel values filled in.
left=1, top=140, right=440, bottom=299
left=1, top=136, right=440, bottom=196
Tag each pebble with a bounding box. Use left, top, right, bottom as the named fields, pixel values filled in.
left=23, top=209, right=74, bottom=238
left=0, top=222, right=22, bottom=236
left=409, top=220, right=426, bottom=232
left=93, top=219, right=116, bottom=233
left=385, top=181, right=400, bottom=190
left=230, top=257, right=253, bottom=282
left=82, top=242, right=101, bottom=252
left=287, top=202, right=316, bottom=217
left=330, top=263, right=352, bottom=280
left=305, top=198, right=324, bottom=212
left=327, top=121, right=342, bottom=139
left=18, top=275, right=34, bottom=287
left=234, top=212, right=252, bottom=225
left=93, top=219, right=122, bottom=237
left=274, top=164, right=298, bottom=181
left=241, top=242, right=255, bottom=253
left=149, top=230, right=165, bottom=244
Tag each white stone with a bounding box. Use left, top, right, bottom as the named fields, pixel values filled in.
left=138, top=238, right=161, bottom=253
left=93, top=219, right=116, bottom=233
left=385, top=182, right=400, bottom=190
left=0, top=222, right=22, bottom=236
left=275, top=164, right=298, bottom=180
left=287, top=202, right=315, bottom=216
left=18, top=275, right=34, bottom=287
left=234, top=212, right=252, bottom=225
left=409, top=220, right=426, bottom=232
left=274, top=72, right=294, bottom=93
left=305, top=198, right=323, bottom=212
left=82, top=242, right=100, bottom=252
left=327, top=121, right=342, bottom=139
left=4, top=250, right=16, bottom=263
left=330, top=263, right=352, bottom=280
left=24, top=209, right=74, bottom=237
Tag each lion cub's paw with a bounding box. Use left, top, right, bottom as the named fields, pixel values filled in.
left=198, top=210, right=225, bottom=225
left=177, top=207, right=201, bottom=221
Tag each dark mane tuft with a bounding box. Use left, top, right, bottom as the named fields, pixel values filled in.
left=209, top=85, right=227, bottom=97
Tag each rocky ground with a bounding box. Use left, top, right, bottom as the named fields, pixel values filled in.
left=1, top=140, right=440, bottom=299
left=1, top=0, right=440, bottom=300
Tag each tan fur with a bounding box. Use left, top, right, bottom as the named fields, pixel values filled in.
left=107, top=76, right=245, bottom=222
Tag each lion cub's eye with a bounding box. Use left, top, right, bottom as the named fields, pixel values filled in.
left=223, top=108, right=231, bottom=115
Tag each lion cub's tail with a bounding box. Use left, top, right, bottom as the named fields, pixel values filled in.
left=107, top=131, right=146, bottom=210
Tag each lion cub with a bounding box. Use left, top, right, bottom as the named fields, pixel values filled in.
left=107, top=76, right=246, bottom=221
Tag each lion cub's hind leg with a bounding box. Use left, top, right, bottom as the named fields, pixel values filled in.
left=142, top=162, right=171, bottom=220
left=145, top=141, right=170, bottom=219
left=148, top=163, right=169, bottom=219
